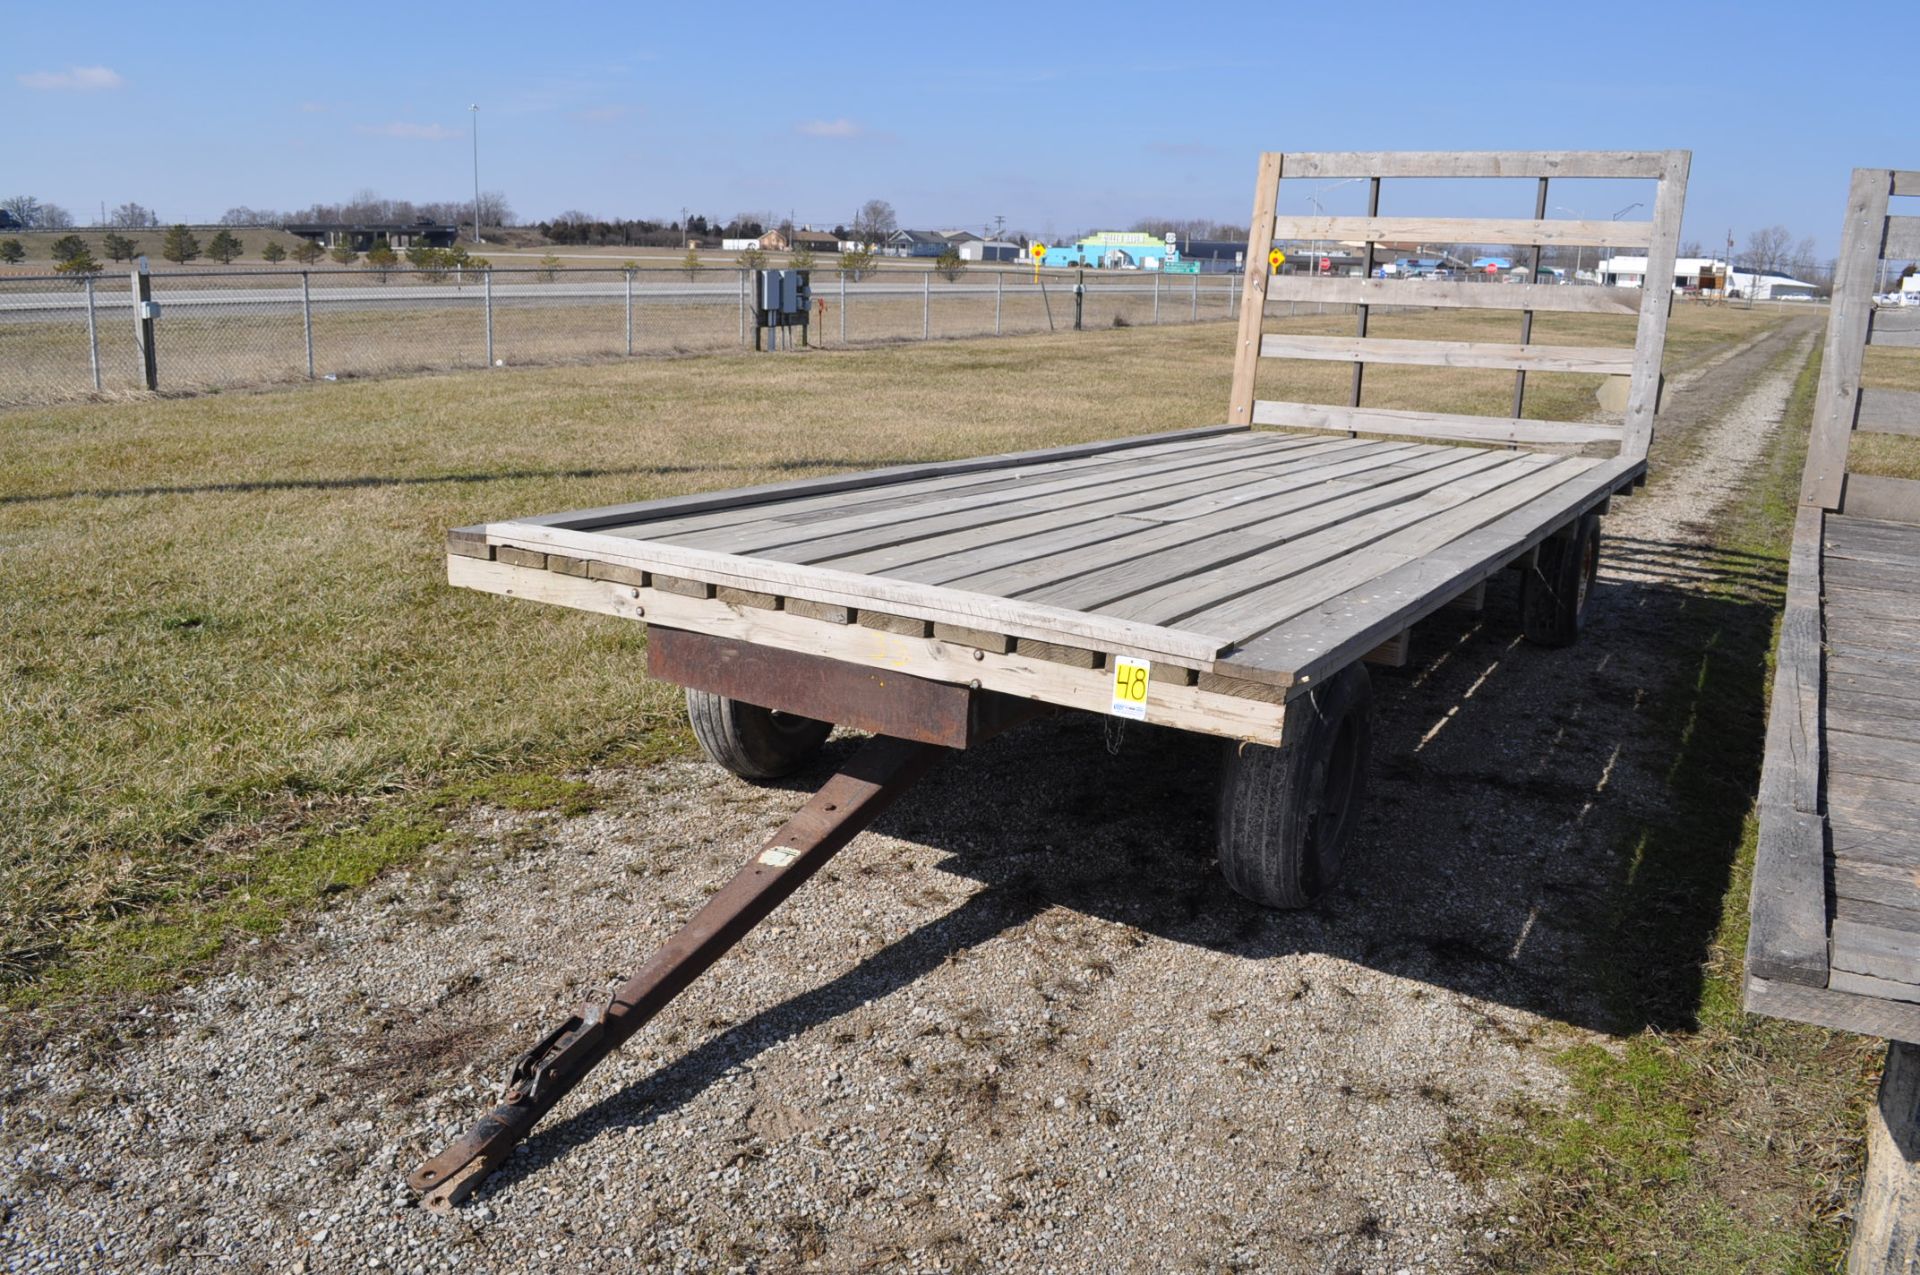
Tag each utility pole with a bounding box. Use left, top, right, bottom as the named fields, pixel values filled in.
left=469, top=105, right=483, bottom=244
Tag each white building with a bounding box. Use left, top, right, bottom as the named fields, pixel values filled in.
left=1595, top=255, right=1817, bottom=300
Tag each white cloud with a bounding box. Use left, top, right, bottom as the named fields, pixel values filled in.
left=355, top=121, right=460, bottom=141
left=17, top=65, right=124, bottom=91
left=796, top=118, right=864, bottom=139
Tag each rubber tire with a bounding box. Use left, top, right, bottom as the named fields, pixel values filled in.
left=685, top=688, right=832, bottom=781
left=1215, top=662, right=1373, bottom=910
left=1522, top=512, right=1602, bottom=648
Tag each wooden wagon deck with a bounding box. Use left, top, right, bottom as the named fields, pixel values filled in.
left=1746, top=168, right=1920, bottom=1043
left=449, top=425, right=1640, bottom=744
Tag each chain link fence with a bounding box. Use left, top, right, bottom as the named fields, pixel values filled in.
left=0, top=266, right=1252, bottom=409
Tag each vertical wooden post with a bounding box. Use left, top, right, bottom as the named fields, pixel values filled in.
left=1350, top=176, right=1382, bottom=413
left=132, top=259, right=158, bottom=391
left=1228, top=153, right=1284, bottom=426
left=624, top=269, right=634, bottom=356
left=1850, top=1040, right=1920, bottom=1274
left=301, top=271, right=314, bottom=379
left=1804, top=168, right=1892, bottom=509
left=84, top=276, right=101, bottom=391
left=839, top=268, right=847, bottom=344
left=1509, top=176, right=1550, bottom=443
left=994, top=269, right=1002, bottom=336
left=1619, top=151, right=1691, bottom=462
left=1190, top=269, right=1198, bottom=321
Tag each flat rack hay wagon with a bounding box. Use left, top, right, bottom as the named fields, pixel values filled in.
left=412, top=148, right=1691, bottom=1207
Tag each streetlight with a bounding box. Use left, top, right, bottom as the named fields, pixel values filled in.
left=1553, top=204, right=1587, bottom=282
left=469, top=105, right=483, bottom=245
left=1305, top=177, right=1365, bottom=275
left=1600, top=202, right=1643, bottom=287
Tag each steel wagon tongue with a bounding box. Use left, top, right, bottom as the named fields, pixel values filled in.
left=413, top=148, right=1689, bottom=1207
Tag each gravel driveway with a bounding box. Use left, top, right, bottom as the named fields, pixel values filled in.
left=0, top=319, right=1819, bottom=1274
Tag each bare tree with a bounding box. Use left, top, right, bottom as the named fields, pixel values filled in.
left=115, top=202, right=161, bottom=228
left=38, top=203, right=74, bottom=228
left=1679, top=239, right=1703, bottom=259
left=1, top=195, right=43, bottom=227
left=1740, top=225, right=1793, bottom=276
left=852, top=199, right=896, bottom=245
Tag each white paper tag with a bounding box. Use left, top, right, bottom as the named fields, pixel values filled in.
left=1109, top=656, right=1151, bottom=721
left=759, top=845, right=801, bottom=868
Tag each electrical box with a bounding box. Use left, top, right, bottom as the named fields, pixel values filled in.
left=752, top=269, right=812, bottom=351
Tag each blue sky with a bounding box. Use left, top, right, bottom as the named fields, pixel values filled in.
left=6, top=0, right=1916, bottom=254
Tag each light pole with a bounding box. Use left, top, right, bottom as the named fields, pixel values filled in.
left=1306, top=177, right=1365, bottom=275
left=1553, top=204, right=1586, bottom=282
left=469, top=104, right=483, bottom=244
left=1604, top=202, right=1642, bottom=287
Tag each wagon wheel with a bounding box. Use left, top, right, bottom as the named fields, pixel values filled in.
left=685, top=689, right=832, bottom=781
left=1522, top=512, right=1603, bottom=648
left=1215, top=662, right=1373, bottom=909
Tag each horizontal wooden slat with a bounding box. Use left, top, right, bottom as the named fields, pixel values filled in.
left=1260, top=333, right=1634, bottom=375
left=1893, top=171, right=1920, bottom=198
left=1882, top=217, right=1920, bottom=262
left=1267, top=216, right=1653, bottom=249
left=1747, top=974, right=1920, bottom=1045
left=1842, top=474, right=1920, bottom=525
left=1858, top=389, right=1920, bottom=437
left=1868, top=306, right=1920, bottom=348
left=1276, top=151, right=1676, bottom=180
left=1262, top=274, right=1643, bottom=315
left=1252, top=401, right=1624, bottom=447
left=1746, top=806, right=1831, bottom=986
left=1834, top=918, right=1920, bottom=987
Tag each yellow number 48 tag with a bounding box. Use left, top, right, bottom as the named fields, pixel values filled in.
left=1110, top=656, right=1151, bottom=721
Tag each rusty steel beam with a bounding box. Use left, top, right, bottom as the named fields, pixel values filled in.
left=408, top=734, right=944, bottom=1210
left=648, top=626, right=1052, bottom=748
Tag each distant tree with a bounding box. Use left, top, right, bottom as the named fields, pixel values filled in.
left=853, top=199, right=897, bottom=245
left=538, top=250, right=561, bottom=282
left=101, top=231, right=138, bottom=262
left=289, top=238, right=325, bottom=265
left=839, top=245, right=876, bottom=281
left=206, top=229, right=244, bottom=264
left=39, top=203, right=74, bottom=229
left=161, top=224, right=201, bottom=264
left=736, top=245, right=767, bottom=271
left=49, top=234, right=91, bottom=264
left=681, top=246, right=702, bottom=281
left=1740, top=225, right=1793, bottom=277
left=0, top=239, right=24, bottom=264
left=260, top=241, right=287, bottom=264
left=2, top=196, right=42, bottom=228
left=934, top=246, right=965, bottom=282
left=413, top=246, right=449, bottom=282
left=112, top=202, right=159, bottom=228
left=54, top=249, right=102, bottom=276
left=1679, top=239, right=1703, bottom=259
left=329, top=239, right=359, bottom=266
left=788, top=243, right=815, bottom=272
left=365, top=239, right=399, bottom=280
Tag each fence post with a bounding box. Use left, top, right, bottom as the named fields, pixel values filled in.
left=1191, top=271, right=1199, bottom=321
left=995, top=270, right=1003, bottom=336
left=483, top=269, right=494, bottom=366
left=739, top=269, right=748, bottom=345
left=301, top=272, right=314, bottom=379
left=1154, top=272, right=1161, bottom=324
left=132, top=258, right=158, bottom=390
left=839, top=268, right=847, bottom=344
left=625, top=270, right=634, bottom=356
left=1073, top=269, right=1084, bottom=331
left=922, top=271, right=930, bottom=340
left=84, top=276, right=101, bottom=391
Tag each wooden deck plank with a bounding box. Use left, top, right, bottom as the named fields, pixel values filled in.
left=1758, top=505, right=1825, bottom=815
left=1843, top=475, right=1920, bottom=525
left=974, top=450, right=1522, bottom=613
left=829, top=442, right=1440, bottom=584
left=643, top=433, right=1313, bottom=552
left=500, top=424, right=1255, bottom=536
left=1260, top=333, right=1634, bottom=376
left=1747, top=975, right=1920, bottom=1046
left=1835, top=895, right=1920, bottom=936
left=1212, top=457, right=1639, bottom=687
left=1251, top=400, right=1624, bottom=447
left=1832, top=919, right=1920, bottom=986
left=1747, top=806, right=1833, bottom=986
left=1171, top=456, right=1601, bottom=643
left=1829, top=970, right=1920, bottom=1006
left=681, top=437, right=1363, bottom=564
left=1038, top=452, right=1540, bottom=620
left=1829, top=730, right=1920, bottom=784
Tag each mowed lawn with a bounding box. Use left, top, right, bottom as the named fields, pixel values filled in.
left=0, top=305, right=1783, bottom=1002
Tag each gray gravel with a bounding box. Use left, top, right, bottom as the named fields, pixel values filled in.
left=0, top=320, right=1817, bottom=1274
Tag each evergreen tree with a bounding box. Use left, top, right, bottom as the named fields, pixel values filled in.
left=101, top=232, right=138, bottom=262
left=54, top=250, right=102, bottom=276
left=788, top=244, right=815, bottom=272
left=206, top=229, right=244, bottom=264
left=737, top=245, right=767, bottom=271
left=289, top=239, right=324, bottom=265
left=161, top=224, right=201, bottom=264
left=681, top=247, right=702, bottom=281
left=365, top=240, right=398, bottom=280
left=0, top=239, right=23, bottom=264
left=261, top=242, right=287, bottom=264
left=329, top=239, right=359, bottom=266
left=49, top=234, right=90, bottom=264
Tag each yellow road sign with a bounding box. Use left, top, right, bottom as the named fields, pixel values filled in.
left=1030, top=242, right=1046, bottom=259
left=1268, top=249, right=1285, bottom=267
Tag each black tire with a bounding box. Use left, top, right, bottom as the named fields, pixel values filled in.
left=1522, top=512, right=1602, bottom=648
left=685, top=689, right=832, bottom=781
left=1215, top=663, right=1373, bottom=909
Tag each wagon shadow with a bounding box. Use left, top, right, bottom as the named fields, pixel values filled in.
left=495, top=533, right=1782, bottom=1190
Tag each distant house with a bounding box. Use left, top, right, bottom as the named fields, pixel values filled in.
left=958, top=239, right=1020, bottom=263
left=284, top=220, right=460, bottom=252
left=883, top=230, right=952, bottom=258
left=756, top=227, right=839, bottom=254
left=1597, top=254, right=1817, bottom=300
left=0, top=209, right=19, bottom=231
